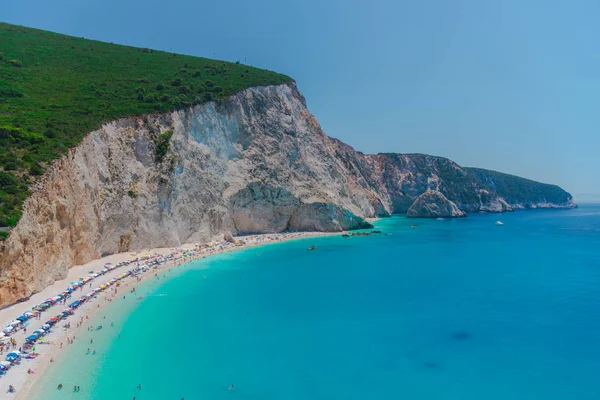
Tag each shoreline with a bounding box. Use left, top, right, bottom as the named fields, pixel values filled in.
left=0, top=230, right=342, bottom=399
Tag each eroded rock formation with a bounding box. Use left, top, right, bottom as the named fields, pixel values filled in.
left=406, top=190, right=467, bottom=218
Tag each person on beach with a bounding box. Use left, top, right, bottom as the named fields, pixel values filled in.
left=7, top=385, right=15, bottom=393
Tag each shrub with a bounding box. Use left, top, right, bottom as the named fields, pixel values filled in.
left=3, top=161, right=18, bottom=171
left=154, top=129, right=173, bottom=162
left=193, top=70, right=201, bottom=77
left=156, top=83, right=164, bottom=91
left=203, top=92, right=212, bottom=101
left=144, top=93, right=157, bottom=103
left=170, top=78, right=181, bottom=86
left=127, top=190, right=138, bottom=198
left=204, top=80, right=214, bottom=88
left=212, top=86, right=223, bottom=93
left=29, top=163, right=45, bottom=176
left=160, top=94, right=170, bottom=102
left=6, top=59, right=23, bottom=67
left=0, top=87, right=24, bottom=100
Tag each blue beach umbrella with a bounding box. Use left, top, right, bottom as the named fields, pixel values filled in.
left=16, top=315, right=28, bottom=322
left=26, top=334, right=38, bottom=342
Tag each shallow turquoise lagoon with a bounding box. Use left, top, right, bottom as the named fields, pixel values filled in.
left=31, top=205, right=600, bottom=400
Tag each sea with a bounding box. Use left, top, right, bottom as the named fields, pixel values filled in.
left=30, top=204, right=600, bottom=400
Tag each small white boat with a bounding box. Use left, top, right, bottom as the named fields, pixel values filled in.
left=495, top=221, right=504, bottom=225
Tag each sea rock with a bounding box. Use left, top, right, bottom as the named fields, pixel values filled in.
left=406, top=190, right=467, bottom=218
left=224, top=233, right=235, bottom=243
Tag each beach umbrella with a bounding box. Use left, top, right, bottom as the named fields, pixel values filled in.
left=0, top=337, right=10, bottom=342
left=0, top=361, right=10, bottom=369
left=42, top=324, right=51, bottom=330
left=16, top=315, right=28, bottom=322
left=3, top=327, right=13, bottom=333
left=8, top=320, right=20, bottom=326
left=25, top=335, right=39, bottom=342
left=33, top=329, right=45, bottom=335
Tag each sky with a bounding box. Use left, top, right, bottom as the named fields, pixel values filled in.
left=2, top=0, right=599, bottom=199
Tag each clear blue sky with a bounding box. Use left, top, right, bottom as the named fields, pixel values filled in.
left=3, top=0, right=598, bottom=199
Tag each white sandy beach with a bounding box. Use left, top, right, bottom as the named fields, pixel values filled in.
left=0, top=230, right=338, bottom=399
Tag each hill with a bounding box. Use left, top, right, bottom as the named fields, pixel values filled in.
left=0, top=22, right=291, bottom=234
left=466, top=167, right=575, bottom=208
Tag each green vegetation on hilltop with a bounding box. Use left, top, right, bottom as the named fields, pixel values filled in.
left=466, top=167, right=574, bottom=206
left=0, top=22, right=291, bottom=232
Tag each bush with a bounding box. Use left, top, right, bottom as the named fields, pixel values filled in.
left=204, top=80, right=214, bottom=88
left=29, top=163, right=45, bottom=176
left=0, top=87, right=24, bottom=100
left=3, top=161, right=18, bottom=171
left=144, top=93, right=157, bottom=103
left=212, top=86, right=223, bottom=93
left=154, top=129, right=173, bottom=162
left=127, top=190, right=138, bottom=198
left=156, top=83, right=164, bottom=91
left=6, top=59, right=23, bottom=67
left=170, top=78, right=181, bottom=86
left=203, top=92, right=212, bottom=101
left=160, top=94, right=170, bottom=102
left=193, top=70, right=201, bottom=77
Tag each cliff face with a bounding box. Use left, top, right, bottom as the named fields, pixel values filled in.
left=365, top=153, right=513, bottom=213
left=406, top=190, right=467, bottom=218
left=0, top=83, right=575, bottom=304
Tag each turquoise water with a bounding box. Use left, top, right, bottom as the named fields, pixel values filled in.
left=31, top=205, right=600, bottom=400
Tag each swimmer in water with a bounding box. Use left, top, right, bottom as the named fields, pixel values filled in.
left=57, top=384, right=63, bottom=390
left=229, top=384, right=234, bottom=390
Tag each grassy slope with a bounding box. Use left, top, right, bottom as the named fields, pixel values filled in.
left=0, top=22, right=292, bottom=235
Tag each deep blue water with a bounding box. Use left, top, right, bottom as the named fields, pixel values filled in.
left=32, top=205, right=600, bottom=399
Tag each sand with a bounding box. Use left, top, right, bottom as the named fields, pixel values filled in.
left=0, top=230, right=338, bottom=399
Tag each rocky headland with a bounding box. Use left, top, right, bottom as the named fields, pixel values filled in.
left=0, top=82, right=576, bottom=305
